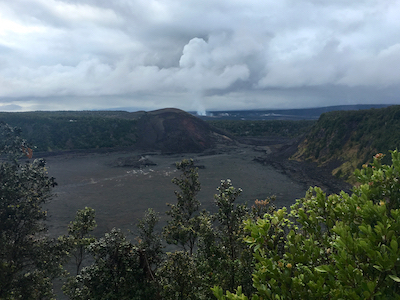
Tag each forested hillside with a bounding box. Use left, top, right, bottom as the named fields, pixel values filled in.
left=0, top=109, right=214, bottom=153
left=0, top=111, right=140, bottom=152
left=292, top=105, right=400, bottom=180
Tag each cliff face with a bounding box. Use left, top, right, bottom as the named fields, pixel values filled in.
left=136, top=108, right=215, bottom=153
left=292, top=105, right=400, bottom=181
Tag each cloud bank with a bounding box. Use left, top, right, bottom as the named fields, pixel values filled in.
left=1, top=0, right=400, bottom=112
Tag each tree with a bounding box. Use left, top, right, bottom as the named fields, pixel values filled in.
left=0, top=122, right=66, bottom=299
left=159, top=159, right=205, bottom=298
left=197, top=179, right=252, bottom=296
left=65, top=207, right=97, bottom=275
left=157, top=251, right=199, bottom=300
left=136, top=208, right=163, bottom=293
left=63, top=228, right=155, bottom=300
left=213, top=150, right=400, bottom=299
left=197, top=180, right=275, bottom=298
left=164, top=159, right=202, bottom=255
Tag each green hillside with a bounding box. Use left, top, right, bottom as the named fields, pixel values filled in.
left=0, top=111, right=139, bottom=152
left=292, top=105, right=400, bottom=180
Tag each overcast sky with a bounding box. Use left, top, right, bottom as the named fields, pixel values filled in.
left=1, top=0, right=400, bottom=113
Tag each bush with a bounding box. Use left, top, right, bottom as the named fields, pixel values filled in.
left=214, top=150, right=400, bottom=299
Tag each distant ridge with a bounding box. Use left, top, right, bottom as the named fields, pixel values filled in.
left=0, top=108, right=224, bottom=154
left=0, top=105, right=395, bottom=156
left=192, top=104, right=391, bottom=120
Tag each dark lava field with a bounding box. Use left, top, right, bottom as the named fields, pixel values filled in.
left=44, top=140, right=314, bottom=239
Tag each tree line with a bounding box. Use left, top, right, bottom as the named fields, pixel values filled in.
left=1, top=121, right=400, bottom=299
left=0, top=112, right=138, bottom=152
left=208, top=120, right=315, bottom=138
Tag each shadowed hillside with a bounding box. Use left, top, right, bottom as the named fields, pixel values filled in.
left=136, top=108, right=218, bottom=153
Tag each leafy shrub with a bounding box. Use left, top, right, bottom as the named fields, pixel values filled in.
left=214, top=150, right=400, bottom=299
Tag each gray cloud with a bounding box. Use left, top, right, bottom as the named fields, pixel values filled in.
left=0, top=103, right=22, bottom=111
left=1, top=0, right=400, bottom=112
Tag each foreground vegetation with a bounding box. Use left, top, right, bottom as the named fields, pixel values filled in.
left=1, top=122, right=400, bottom=299
left=214, top=151, right=400, bottom=299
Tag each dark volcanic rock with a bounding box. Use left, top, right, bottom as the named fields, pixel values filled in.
left=136, top=108, right=216, bottom=153
left=252, top=138, right=352, bottom=195
left=111, top=155, right=156, bottom=168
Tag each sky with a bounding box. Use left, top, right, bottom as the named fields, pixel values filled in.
left=1, top=0, right=400, bottom=113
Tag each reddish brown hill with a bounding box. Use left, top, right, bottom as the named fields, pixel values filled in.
left=136, top=108, right=223, bottom=153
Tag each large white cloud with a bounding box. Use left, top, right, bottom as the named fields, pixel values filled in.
left=1, top=0, right=400, bottom=111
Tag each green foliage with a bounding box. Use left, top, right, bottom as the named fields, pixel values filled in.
left=64, top=207, right=97, bottom=275
left=159, top=159, right=205, bottom=298
left=215, top=150, right=400, bottom=299
left=0, top=122, right=67, bottom=299
left=160, top=161, right=276, bottom=299
left=63, top=228, right=155, bottom=300
left=212, top=286, right=253, bottom=300
left=157, top=251, right=199, bottom=300
left=164, top=159, right=202, bottom=255
left=206, top=180, right=253, bottom=294
left=136, top=208, right=163, bottom=282
left=0, top=122, right=29, bottom=160
left=63, top=208, right=164, bottom=299
left=354, top=151, right=400, bottom=211
left=0, top=111, right=138, bottom=152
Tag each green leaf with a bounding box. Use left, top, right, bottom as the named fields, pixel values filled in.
left=391, top=239, right=398, bottom=252
left=212, top=286, right=225, bottom=299
left=315, top=265, right=331, bottom=273
left=389, top=275, right=400, bottom=282
left=367, top=281, right=376, bottom=293
left=373, top=265, right=383, bottom=271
